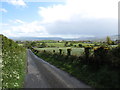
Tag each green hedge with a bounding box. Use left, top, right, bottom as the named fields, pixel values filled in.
left=1, top=35, right=26, bottom=88
left=31, top=47, right=120, bottom=88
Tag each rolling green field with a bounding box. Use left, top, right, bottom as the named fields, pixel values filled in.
left=35, top=47, right=85, bottom=56
left=46, top=43, right=65, bottom=47
left=73, top=43, right=94, bottom=46
left=37, top=42, right=95, bottom=47
left=18, top=44, right=24, bottom=46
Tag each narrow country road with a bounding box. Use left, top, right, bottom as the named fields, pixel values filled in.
left=24, top=49, right=91, bottom=88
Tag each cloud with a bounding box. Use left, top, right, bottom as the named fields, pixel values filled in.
left=1, top=20, right=49, bottom=37
left=7, top=0, right=27, bottom=7
left=9, top=19, right=25, bottom=24
left=39, top=0, right=119, bottom=23
left=0, top=8, right=7, bottom=12
left=39, top=4, right=72, bottom=23
left=1, top=0, right=119, bottom=38
left=0, top=23, right=9, bottom=26
left=38, top=0, right=118, bottom=37
left=14, top=19, right=25, bottom=24
left=45, top=18, right=117, bottom=37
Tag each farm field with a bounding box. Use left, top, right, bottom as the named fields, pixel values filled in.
left=73, top=43, right=94, bottom=46
left=35, top=47, right=85, bottom=56
left=46, top=43, right=65, bottom=47
left=18, top=44, right=24, bottom=46
left=38, top=42, right=95, bottom=47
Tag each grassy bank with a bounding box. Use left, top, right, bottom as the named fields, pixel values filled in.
left=1, top=35, right=26, bottom=88
left=32, top=47, right=120, bottom=88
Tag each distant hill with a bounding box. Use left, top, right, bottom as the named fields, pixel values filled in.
left=9, top=35, right=119, bottom=41
left=92, top=35, right=119, bottom=42
left=110, top=35, right=119, bottom=40
left=9, top=37, right=64, bottom=41
left=9, top=36, right=99, bottom=41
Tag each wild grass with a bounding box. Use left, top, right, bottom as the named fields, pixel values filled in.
left=1, top=35, right=26, bottom=88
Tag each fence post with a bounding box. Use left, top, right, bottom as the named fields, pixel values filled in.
left=43, top=50, right=46, bottom=52
left=84, top=47, right=90, bottom=63
left=67, top=49, right=71, bottom=56
left=53, top=50, right=55, bottom=53
left=59, top=49, right=62, bottom=55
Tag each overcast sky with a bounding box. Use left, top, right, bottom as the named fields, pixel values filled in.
left=0, top=0, right=119, bottom=38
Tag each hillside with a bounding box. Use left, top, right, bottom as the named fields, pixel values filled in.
left=9, top=37, right=64, bottom=41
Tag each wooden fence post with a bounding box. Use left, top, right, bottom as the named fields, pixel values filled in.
left=53, top=50, right=55, bottom=53
left=67, top=49, right=71, bottom=56
left=59, top=49, right=62, bottom=55
left=84, top=47, right=90, bottom=63
left=43, top=50, right=46, bottom=52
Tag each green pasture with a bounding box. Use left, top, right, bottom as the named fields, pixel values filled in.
left=18, top=44, right=24, bottom=46
left=38, top=42, right=95, bottom=47
left=46, top=43, right=65, bottom=47
left=74, top=43, right=94, bottom=46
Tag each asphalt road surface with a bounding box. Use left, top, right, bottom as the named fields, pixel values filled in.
left=24, top=49, right=91, bottom=88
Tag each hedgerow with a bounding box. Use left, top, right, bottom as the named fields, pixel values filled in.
left=1, top=35, right=26, bottom=88
left=31, top=45, right=120, bottom=88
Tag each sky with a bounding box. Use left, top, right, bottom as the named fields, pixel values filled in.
left=0, top=0, right=119, bottom=38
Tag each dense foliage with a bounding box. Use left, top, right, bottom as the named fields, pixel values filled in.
left=31, top=45, right=120, bottom=88
left=35, top=47, right=85, bottom=56
left=1, top=35, right=26, bottom=88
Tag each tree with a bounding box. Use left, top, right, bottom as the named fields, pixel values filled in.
left=24, top=41, right=31, bottom=48
left=106, top=36, right=112, bottom=45
left=64, top=42, right=68, bottom=47
left=31, top=42, right=36, bottom=47
left=74, top=45, right=76, bottom=47
left=70, top=43, right=73, bottom=46
left=78, top=44, right=82, bottom=47
left=40, top=42, right=47, bottom=48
